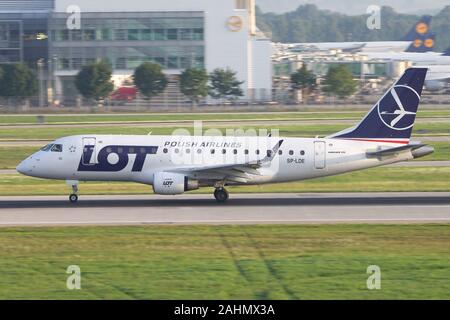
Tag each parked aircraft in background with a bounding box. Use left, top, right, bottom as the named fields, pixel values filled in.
left=287, top=16, right=434, bottom=53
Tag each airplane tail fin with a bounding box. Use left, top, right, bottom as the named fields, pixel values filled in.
left=328, top=68, right=428, bottom=144
left=402, top=15, right=432, bottom=41
left=405, top=33, right=436, bottom=53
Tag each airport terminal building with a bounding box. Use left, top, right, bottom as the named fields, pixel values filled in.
left=0, top=0, right=272, bottom=104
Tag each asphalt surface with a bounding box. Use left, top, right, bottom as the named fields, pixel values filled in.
left=1, top=193, right=450, bottom=227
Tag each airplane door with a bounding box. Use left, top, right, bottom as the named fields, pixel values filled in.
left=82, top=137, right=97, bottom=165
left=314, top=141, right=326, bottom=169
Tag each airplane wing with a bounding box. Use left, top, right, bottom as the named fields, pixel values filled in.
left=168, top=140, right=284, bottom=184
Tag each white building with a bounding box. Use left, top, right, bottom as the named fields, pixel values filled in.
left=51, top=0, right=272, bottom=102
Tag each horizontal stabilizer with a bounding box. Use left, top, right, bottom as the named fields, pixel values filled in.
left=366, top=143, right=432, bottom=158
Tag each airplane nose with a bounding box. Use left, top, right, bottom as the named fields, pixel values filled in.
left=16, top=161, right=29, bottom=175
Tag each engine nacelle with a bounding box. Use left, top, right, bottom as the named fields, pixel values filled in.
left=153, top=172, right=199, bottom=195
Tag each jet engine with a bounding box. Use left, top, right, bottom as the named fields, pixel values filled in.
left=153, top=172, right=199, bottom=195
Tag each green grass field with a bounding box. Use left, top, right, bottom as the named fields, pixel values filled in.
left=1, top=110, right=450, bottom=125
left=1, top=122, right=450, bottom=140
left=2, top=166, right=450, bottom=196
left=0, top=224, right=449, bottom=299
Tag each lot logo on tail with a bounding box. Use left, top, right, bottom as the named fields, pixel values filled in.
left=377, top=85, right=420, bottom=131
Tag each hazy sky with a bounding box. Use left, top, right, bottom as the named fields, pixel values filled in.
left=256, top=0, right=449, bottom=15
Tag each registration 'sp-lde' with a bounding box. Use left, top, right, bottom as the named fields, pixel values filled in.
left=17, top=68, right=433, bottom=203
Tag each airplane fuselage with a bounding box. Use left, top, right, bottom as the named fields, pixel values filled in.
left=17, top=135, right=413, bottom=187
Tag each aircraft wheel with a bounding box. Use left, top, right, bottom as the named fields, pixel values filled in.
left=214, top=188, right=229, bottom=203
left=69, top=194, right=78, bottom=203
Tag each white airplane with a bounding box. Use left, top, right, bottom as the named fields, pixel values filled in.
left=17, top=68, right=434, bottom=203
left=363, top=49, right=450, bottom=91
left=363, top=47, right=450, bottom=65
left=287, top=16, right=434, bottom=54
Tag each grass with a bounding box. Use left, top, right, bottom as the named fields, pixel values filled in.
left=2, top=166, right=450, bottom=196
left=0, top=224, right=449, bottom=299
left=0, top=112, right=366, bottom=125
left=2, top=122, right=450, bottom=140
left=1, top=110, right=450, bottom=125
left=0, top=146, right=41, bottom=169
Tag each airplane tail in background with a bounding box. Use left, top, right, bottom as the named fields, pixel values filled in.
left=405, top=33, right=436, bottom=53
left=328, top=68, right=428, bottom=144
left=402, top=15, right=433, bottom=41
left=442, top=46, right=450, bottom=56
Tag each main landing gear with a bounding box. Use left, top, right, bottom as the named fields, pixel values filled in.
left=214, top=188, right=229, bottom=203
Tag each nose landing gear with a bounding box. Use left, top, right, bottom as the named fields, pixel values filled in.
left=69, top=193, right=78, bottom=203
left=214, top=188, right=229, bottom=203
left=67, top=180, right=79, bottom=203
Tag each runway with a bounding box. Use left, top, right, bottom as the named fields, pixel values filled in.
left=1, top=193, right=450, bottom=227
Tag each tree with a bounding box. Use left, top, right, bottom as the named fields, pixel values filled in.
left=179, top=68, right=209, bottom=106
left=0, top=63, right=37, bottom=100
left=133, top=62, right=168, bottom=100
left=322, top=64, right=358, bottom=99
left=290, top=64, right=316, bottom=103
left=209, top=68, right=244, bottom=102
left=75, top=61, right=114, bottom=102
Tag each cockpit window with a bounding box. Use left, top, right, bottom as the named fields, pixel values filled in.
left=40, top=144, right=54, bottom=152
left=51, top=144, right=63, bottom=152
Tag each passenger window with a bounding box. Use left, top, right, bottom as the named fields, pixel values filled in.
left=289, top=150, right=294, bottom=156
left=51, top=144, right=62, bottom=152
left=233, top=149, right=238, bottom=155
left=163, top=148, right=168, bottom=154
left=211, top=149, right=215, bottom=154
left=244, top=149, right=249, bottom=155
left=278, top=150, right=283, bottom=155
left=300, top=150, right=305, bottom=156
left=222, top=149, right=227, bottom=154
left=267, top=150, right=272, bottom=157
